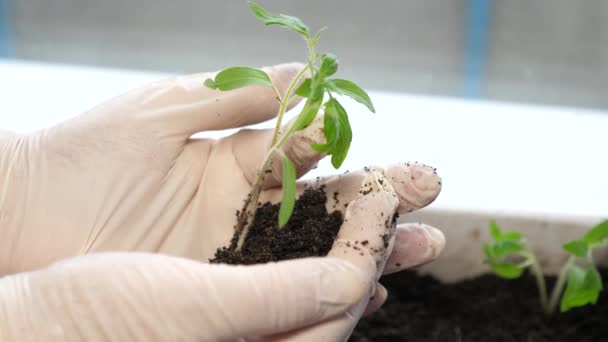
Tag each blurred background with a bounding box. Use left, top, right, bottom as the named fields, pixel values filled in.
left=1, top=0, right=607, bottom=218
left=2, top=0, right=607, bottom=111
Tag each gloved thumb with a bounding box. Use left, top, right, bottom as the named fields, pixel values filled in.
left=0, top=252, right=369, bottom=341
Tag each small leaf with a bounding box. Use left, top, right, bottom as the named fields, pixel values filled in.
left=560, top=265, right=603, bottom=312
left=492, top=240, right=524, bottom=258
left=248, top=1, right=309, bottom=36
left=295, top=78, right=311, bottom=97
left=563, top=239, right=589, bottom=257
left=329, top=100, right=352, bottom=168
left=489, top=221, right=523, bottom=243
left=204, top=67, right=273, bottom=90
left=502, top=231, right=523, bottom=241
left=278, top=156, right=297, bottom=228
left=582, top=220, right=608, bottom=245
left=310, top=27, right=327, bottom=47
left=319, top=53, right=338, bottom=77
left=289, top=84, right=324, bottom=133
left=325, top=79, right=375, bottom=113
left=489, top=221, right=502, bottom=241
left=492, top=263, right=525, bottom=279
left=311, top=104, right=339, bottom=153
left=311, top=99, right=351, bottom=168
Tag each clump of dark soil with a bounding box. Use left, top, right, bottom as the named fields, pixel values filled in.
left=350, top=268, right=608, bottom=342
left=210, top=186, right=343, bottom=265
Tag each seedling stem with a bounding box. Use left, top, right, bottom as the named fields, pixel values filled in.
left=547, top=256, right=574, bottom=314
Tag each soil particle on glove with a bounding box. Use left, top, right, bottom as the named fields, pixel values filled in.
left=210, top=187, right=343, bottom=264
left=350, top=269, right=608, bottom=341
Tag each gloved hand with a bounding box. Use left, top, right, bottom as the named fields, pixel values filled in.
left=0, top=62, right=445, bottom=341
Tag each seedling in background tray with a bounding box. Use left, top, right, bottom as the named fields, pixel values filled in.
left=483, top=220, right=608, bottom=314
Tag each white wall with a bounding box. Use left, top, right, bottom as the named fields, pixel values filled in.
left=2, top=60, right=607, bottom=219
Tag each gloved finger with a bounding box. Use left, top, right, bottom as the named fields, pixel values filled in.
left=232, top=114, right=326, bottom=188
left=359, top=223, right=444, bottom=318
left=0, top=252, right=370, bottom=341
left=269, top=171, right=401, bottom=341
left=383, top=222, right=446, bottom=275
left=259, top=162, right=441, bottom=215
left=127, top=62, right=307, bottom=138
left=311, top=162, right=440, bottom=214
left=270, top=213, right=445, bottom=340
left=201, top=257, right=371, bottom=340
left=362, top=283, right=387, bottom=317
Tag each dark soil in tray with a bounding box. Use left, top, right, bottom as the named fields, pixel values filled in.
left=350, top=269, right=608, bottom=342
left=210, top=186, right=343, bottom=265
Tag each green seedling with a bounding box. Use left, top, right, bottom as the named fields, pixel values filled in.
left=483, top=220, right=608, bottom=315
left=204, top=1, right=375, bottom=250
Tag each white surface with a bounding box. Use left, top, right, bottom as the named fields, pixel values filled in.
left=1, top=59, right=607, bottom=218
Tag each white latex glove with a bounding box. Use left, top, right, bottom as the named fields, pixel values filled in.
left=0, top=63, right=445, bottom=341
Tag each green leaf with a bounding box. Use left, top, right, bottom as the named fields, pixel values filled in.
left=325, top=79, right=375, bottom=113
left=204, top=67, right=273, bottom=90
left=295, top=78, right=311, bottom=97
left=248, top=1, right=309, bottom=36
left=492, top=240, right=524, bottom=258
left=310, top=27, right=327, bottom=47
left=502, top=231, right=523, bottom=241
left=278, top=156, right=297, bottom=228
left=311, top=99, right=352, bottom=168
left=483, top=244, right=495, bottom=263
left=319, top=53, right=338, bottom=77
left=311, top=104, right=339, bottom=153
left=489, top=221, right=523, bottom=243
left=563, top=239, right=590, bottom=257
left=560, top=265, right=603, bottom=312
left=289, top=84, right=324, bottom=133
left=489, top=221, right=502, bottom=241
left=582, top=220, right=608, bottom=245
left=491, top=263, right=525, bottom=279
left=329, top=100, right=352, bottom=168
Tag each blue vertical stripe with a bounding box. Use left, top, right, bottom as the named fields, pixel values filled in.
left=0, top=0, right=10, bottom=57
left=463, top=0, right=493, bottom=98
